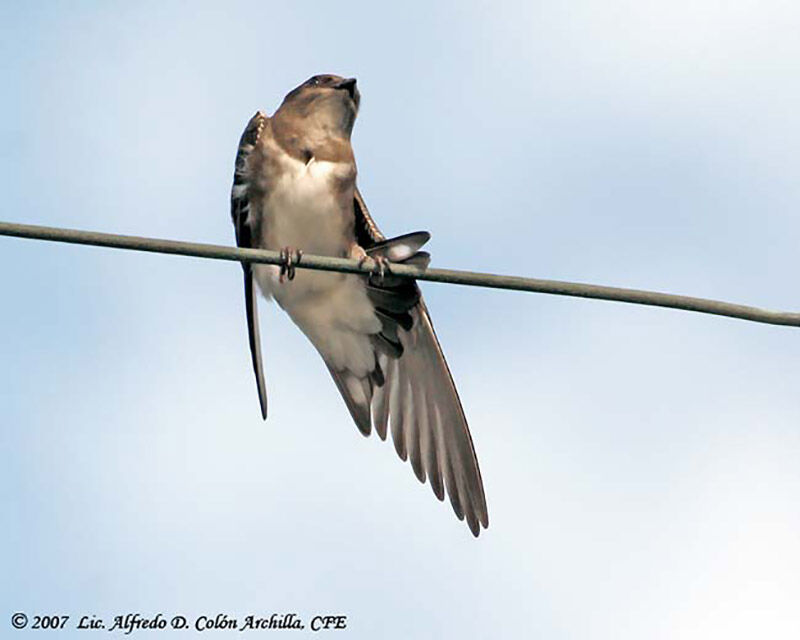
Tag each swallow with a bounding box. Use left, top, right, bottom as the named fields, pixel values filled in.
left=230, top=74, right=488, bottom=535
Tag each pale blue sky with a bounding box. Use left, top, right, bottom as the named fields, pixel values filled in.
left=3, top=1, right=800, bottom=638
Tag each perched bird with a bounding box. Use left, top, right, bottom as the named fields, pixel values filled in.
left=230, top=74, right=488, bottom=535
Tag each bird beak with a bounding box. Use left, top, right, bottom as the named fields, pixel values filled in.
left=334, top=77, right=358, bottom=101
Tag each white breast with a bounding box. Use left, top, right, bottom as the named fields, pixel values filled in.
left=262, top=157, right=351, bottom=256
left=254, top=155, right=355, bottom=305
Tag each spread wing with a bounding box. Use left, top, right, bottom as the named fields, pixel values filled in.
left=329, top=190, right=489, bottom=536
left=231, top=112, right=268, bottom=420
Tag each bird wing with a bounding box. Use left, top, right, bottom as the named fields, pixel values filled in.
left=328, top=191, right=489, bottom=536
left=231, top=112, right=269, bottom=420
left=353, top=186, right=386, bottom=245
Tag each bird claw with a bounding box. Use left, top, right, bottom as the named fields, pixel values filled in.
left=279, top=247, right=302, bottom=283
left=359, top=254, right=391, bottom=284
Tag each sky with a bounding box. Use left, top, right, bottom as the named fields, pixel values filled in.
left=2, top=1, right=800, bottom=638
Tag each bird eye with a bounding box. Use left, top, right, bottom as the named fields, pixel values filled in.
left=308, top=77, right=320, bottom=87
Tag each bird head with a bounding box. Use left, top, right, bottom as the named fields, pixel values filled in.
left=277, top=74, right=360, bottom=139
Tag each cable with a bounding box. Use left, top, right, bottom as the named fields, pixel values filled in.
left=2, top=219, right=799, bottom=327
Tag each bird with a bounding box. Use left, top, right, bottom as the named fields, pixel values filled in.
left=230, top=74, right=488, bottom=536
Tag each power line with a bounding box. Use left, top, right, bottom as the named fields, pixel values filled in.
left=2, top=219, right=799, bottom=328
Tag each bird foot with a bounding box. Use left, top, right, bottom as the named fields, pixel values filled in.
left=359, top=254, right=391, bottom=284
left=279, top=247, right=303, bottom=283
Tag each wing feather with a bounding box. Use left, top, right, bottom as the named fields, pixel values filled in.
left=231, top=112, right=269, bottom=420
left=326, top=190, right=489, bottom=536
